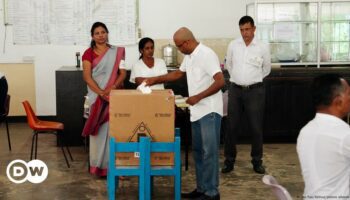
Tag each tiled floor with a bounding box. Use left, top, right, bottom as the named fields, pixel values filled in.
left=0, top=122, right=304, bottom=200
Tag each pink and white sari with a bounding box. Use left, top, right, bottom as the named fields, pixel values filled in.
left=82, top=46, right=125, bottom=176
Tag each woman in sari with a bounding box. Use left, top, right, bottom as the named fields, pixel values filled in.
left=82, top=22, right=126, bottom=176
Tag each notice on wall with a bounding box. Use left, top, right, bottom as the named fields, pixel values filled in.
left=7, top=0, right=137, bottom=45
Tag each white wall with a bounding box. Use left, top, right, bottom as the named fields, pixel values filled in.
left=0, top=0, right=249, bottom=115
left=139, top=0, right=248, bottom=39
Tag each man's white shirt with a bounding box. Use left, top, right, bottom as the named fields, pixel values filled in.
left=225, top=37, right=271, bottom=85
left=297, top=113, right=350, bottom=199
left=179, top=43, right=223, bottom=122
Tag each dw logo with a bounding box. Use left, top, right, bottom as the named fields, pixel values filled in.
left=6, top=159, right=48, bottom=184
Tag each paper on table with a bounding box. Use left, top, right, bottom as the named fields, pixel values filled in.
left=175, top=98, right=186, bottom=104
left=175, top=96, right=189, bottom=108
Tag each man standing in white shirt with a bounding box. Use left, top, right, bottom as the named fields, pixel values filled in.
left=222, top=16, right=271, bottom=174
left=297, top=74, right=350, bottom=199
left=146, top=27, right=225, bottom=200
left=0, top=72, right=8, bottom=115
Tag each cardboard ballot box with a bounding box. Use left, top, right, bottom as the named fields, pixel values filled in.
left=109, top=89, right=175, bottom=166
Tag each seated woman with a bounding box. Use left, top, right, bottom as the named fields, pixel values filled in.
left=130, top=37, right=167, bottom=90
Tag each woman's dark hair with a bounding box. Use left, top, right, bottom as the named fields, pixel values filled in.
left=239, top=15, right=255, bottom=27
left=138, top=37, right=154, bottom=59
left=90, top=22, right=109, bottom=49
left=311, top=73, right=345, bottom=108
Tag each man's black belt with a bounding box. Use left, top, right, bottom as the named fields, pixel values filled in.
left=232, top=82, right=263, bottom=90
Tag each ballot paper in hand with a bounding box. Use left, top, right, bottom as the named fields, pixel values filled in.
left=137, top=82, right=152, bottom=94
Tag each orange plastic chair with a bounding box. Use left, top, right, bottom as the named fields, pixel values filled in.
left=1, top=94, right=11, bottom=150
left=22, top=100, right=73, bottom=168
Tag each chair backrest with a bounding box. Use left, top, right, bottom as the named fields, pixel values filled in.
left=0, top=94, right=10, bottom=121
left=22, top=101, right=39, bottom=130
left=262, top=175, right=293, bottom=200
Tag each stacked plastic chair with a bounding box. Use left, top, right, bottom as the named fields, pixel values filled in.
left=262, top=175, right=293, bottom=200
left=107, top=129, right=181, bottom=200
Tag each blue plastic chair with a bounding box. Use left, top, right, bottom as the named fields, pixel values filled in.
left=107, top=133, right=181, bottom=200
left=148, top=136, right=181, bottom=200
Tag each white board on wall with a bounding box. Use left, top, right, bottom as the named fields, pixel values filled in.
left=7, top=0, right=138, bottom=45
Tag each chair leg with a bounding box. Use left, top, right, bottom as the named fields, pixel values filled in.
left=139, top=174, right=145, bottom=200
left=175, top=173, right=181, bottom=200
left=35, top=132, right=39, bottom=159
left=61, top=146, right=70, bottom=168
left=5, top=119, right=11, bottom=151
left=59, top=131, right=73, bottom=161
left=107, top=171, right=116, bottom=200
left=30, top=132, right=36, bottom=160
left=60, top=131, right=73, bottom=161
left=58, top=133, right=70, bottom=168
left=66, top=145, right=73, bottom=161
